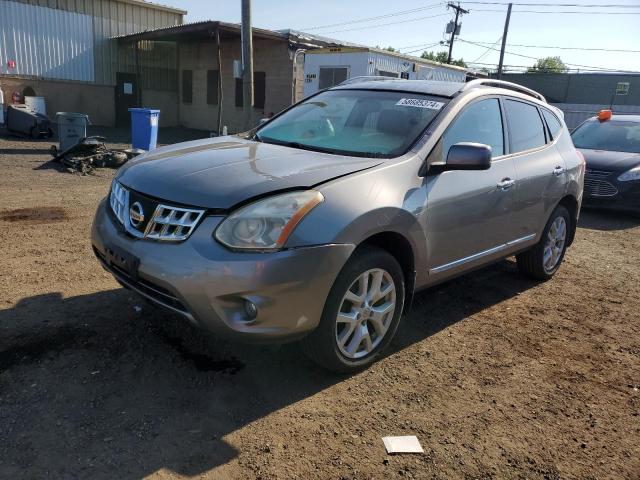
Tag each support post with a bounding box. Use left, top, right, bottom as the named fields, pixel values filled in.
left=446, top=2, right=468, bottom=64
left=497, top=3, right=512, bottom=79
left=216, top=28, right=224, bottom=135
left=241, top=0, right=254, bottom=130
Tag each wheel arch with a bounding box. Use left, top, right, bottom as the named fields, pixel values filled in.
left=557, top=194, right=579, bottom=246
left=357, top=231, right=417, bottom=313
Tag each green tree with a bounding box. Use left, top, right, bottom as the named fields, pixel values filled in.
left=375, top=45, right=397, bottom=52
left=420, top=50, right=466, bottom=68
left=527, top=56, right=568, bottom=74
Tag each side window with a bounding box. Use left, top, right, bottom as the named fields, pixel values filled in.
left=442, top=98, right=504, bottom=161
left=182, top=70, right=193, bottom=104
left=206, top=70, right=219, bottom=105
left=318, top=67, right=348, bottom=89
left=504, top=99, right=546, bottom=152
left=541, top=108, right=563, bottom=140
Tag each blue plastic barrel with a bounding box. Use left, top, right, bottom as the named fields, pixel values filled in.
left=128, top=108, right=160, bottom=151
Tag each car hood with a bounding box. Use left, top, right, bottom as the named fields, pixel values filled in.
left=578, top=148, right=640, bottom=173
left=116, top=137, right=382, bottom=209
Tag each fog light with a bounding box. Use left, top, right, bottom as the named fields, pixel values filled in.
left=244, top=300, right=258, bottom=320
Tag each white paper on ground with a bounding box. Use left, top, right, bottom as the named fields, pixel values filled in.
left=382, top=435, right=424, bottom=454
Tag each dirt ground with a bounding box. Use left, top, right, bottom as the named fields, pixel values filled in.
left=1, top=128, right=639, bottom=480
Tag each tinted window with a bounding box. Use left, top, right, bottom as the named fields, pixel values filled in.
left=542, top=108, right=562, bottom=140
left=442, top=98, right=504, bottom=160
left=257, top=90, right=447, bottom=157
left=505, top=100, right=546, bottom=152
left=571, top=120, right=640, bottom=154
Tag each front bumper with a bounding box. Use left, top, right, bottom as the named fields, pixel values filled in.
left=582, top=179, right=640, bottom=213
left=91, top=199, right=354, bottom=343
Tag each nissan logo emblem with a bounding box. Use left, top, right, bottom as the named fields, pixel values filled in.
left=129, top=202, right=145, bottom=227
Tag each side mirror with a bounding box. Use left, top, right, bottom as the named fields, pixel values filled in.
left=445, top=142, right=492, bottom=170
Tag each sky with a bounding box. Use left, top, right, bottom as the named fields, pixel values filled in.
left=158, top=0, right=640, bottom=73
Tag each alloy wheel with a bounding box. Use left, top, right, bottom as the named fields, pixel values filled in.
left=335, top=268, right=396, bottom=359
left=543, top=216, right=567, bottom=273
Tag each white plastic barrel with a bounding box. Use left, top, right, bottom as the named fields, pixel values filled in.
left=25, top=96, right=46, bottom=115
left=0, top=89, right=4, bottom=124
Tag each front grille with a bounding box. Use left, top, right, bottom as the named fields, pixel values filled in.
left=109, top=180, right=205, bottom=242
left=585, top=169, right=612, bottom=178
left=110, top=180, right=129, bottom=224
left=584, top=177, right=618, bottom=197
left=93, top=246, right=188, bottom=313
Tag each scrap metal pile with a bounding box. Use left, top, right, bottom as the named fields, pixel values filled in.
left=51, top=136, right=142, bottom=175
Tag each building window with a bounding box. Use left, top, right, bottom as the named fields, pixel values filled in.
left=182, top=70, right=193, bottom=103
left=318, top=67, right=348, bottom=89
left=254, top=72, right=266, bottom=109
left=235, top=72, right=267, bottom=108
left=377, top=70, right=398, bottom=78
left=207, top=70, right=219, bottom=105
left=616, top=82, right=630, bottom=96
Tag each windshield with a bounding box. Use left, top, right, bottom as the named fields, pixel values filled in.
left=255, top=89, right=448, bottom=157
left=571, top=119, right=640, bottom=154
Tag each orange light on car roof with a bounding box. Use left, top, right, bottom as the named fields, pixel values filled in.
left=597, top=109, right=612, bottom=121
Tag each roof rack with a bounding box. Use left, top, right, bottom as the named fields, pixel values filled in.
left=338, top=76, right=399, bottom=86
left=460, top=79, right=546, bottom=103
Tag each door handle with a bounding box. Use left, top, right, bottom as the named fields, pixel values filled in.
left=497, top=178, right=515, bottom=190
left=553, top=165, right=565, bottom=176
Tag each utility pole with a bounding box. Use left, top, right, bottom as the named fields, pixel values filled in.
left=497, top=3, right=512, bottom=79
left=241, top=0, right=254, bottom=130
left=446, top=2, right=468, bottom=64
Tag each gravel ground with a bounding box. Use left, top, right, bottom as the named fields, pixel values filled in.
left=1, top=129, right=639, bottom=479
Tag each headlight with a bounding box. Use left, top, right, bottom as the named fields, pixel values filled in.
left=618, top=165, right=640, bottom=182
left=215, top=190, right=324, bottom=250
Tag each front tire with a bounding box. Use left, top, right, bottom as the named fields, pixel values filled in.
left=300, top=246, right=405, bottom=372
left=517, top=205, right=571, bottom=280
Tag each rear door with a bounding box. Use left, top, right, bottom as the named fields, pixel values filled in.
left=504, top=99, right=567, bottom=240
left=115, top=72, right=138, bottom=128
left=424, top=97, right=519, bottom=280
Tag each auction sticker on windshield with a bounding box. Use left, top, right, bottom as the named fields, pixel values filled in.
left=396, top=98, right=445, bottom=109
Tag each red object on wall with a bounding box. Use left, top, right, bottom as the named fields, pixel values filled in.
left=7, top=60, right=16, bottom=69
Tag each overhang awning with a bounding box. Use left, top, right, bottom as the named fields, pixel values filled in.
left=113, top=20, right=290, bottom=43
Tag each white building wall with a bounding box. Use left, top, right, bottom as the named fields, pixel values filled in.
left=303, top=49, right=466, bottom=97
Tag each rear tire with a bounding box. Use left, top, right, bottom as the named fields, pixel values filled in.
left=517, top=205, right=571, bottom=281
left=300, top=246, right=405, bottom=373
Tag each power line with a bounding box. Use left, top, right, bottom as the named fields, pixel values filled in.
left=401, top=43, right=443, bottom=55
left=300, top=2, right=444, bottom=31
left=471, top=36, right=502, bottom=63
left=471, top=8, right=640, bottom=14
left=463, top=41, right=640, bottom=53
left=465, top=61, right=640, bottom=73
left=460, top=38, right=640, bottom=73
left=319, top=13, right=451, bottom=35
left=460, top=2, right=640, bottom=7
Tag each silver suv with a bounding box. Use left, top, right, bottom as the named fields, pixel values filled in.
left=92, top=79, right=584, bottom=372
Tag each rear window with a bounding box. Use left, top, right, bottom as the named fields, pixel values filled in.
left=504, top=99, right=546, bottom=153
left=571, top=120, right=640, bottom=154
left=542, top=109, right=563, bottom=140
left=256, top=89, right=448, bottom=157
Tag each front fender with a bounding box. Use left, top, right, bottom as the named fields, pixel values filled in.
left=286, top=156, right=428, bottom=285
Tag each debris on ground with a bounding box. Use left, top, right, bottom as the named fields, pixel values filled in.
left=51, top=136, right=141, bottom=175
left=382, top=436, right=424, bottom=454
